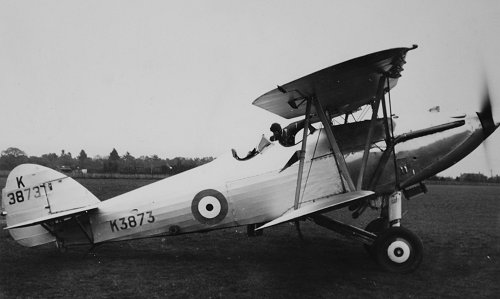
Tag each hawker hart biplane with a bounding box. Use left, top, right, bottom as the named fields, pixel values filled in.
left=2, top=45, right=498, bottom=273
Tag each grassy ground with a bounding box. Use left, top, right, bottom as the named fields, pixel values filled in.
left=1, top=179, right=499, bottom=298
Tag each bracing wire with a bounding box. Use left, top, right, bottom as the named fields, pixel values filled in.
left=358, top=104, right=370, bottom=120
left=299, top=125, right=322, bottom=205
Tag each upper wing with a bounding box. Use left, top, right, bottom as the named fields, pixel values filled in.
left=252, top=46, right=417, bottom=119
left=256, top=190, right=374, bottom=230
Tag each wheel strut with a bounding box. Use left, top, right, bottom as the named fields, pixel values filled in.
left=388, top=191, right=402, bottom=227
left=311, top=214, right=376, bottom=245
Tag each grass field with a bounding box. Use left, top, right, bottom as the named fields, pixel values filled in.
left=1, top=178, right=499, bottom=298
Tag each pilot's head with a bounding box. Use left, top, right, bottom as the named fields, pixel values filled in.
left=270, top=123, right=282, bottom=133
left=270, top=123, right=282, bottom=140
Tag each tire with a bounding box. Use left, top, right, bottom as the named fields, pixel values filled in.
left=363, top=218, right=389, bottom=257
left=373, top=226, right=423, bottom=273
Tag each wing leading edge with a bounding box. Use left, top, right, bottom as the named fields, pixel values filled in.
left=256, top=190, right=374, bottom=230
left=252, top=45, right=417, bottom=119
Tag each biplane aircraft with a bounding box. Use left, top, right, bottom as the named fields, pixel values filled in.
left=2, top=45, right=498, bottom=273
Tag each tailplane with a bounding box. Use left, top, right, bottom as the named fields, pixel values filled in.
left=2, top=164, right=100, bottom=247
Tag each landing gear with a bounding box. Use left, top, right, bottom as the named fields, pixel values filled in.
left=363, top=191, right=423, bottom=273
left=313, top=192, right=423, bottom=272
left=372, top=226, right=423, bottom=273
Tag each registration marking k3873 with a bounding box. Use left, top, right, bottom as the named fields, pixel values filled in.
left=109, top=211, right=155, bottom=232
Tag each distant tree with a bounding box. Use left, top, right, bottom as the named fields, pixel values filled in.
left=134, top=155, right=149, bottom=174
left=105, top=148, right=120, bottom=173
left=28, top=156, right=49, bottom=167
left=165, top=156, right=214, bottom=175
left=0, top=145, right=215, bottom=175
left=1, top=147, right=26, bottom=157
left=460, top=173, right=488, bottom=183
left=150, top=155, right=165, bottom=174
left=87, top=156, right=104, bottom=173
left=78, top=149, right=89, bottom=169
left=427, top=175, right=455, bottom=182
left=109, top=148, right=120, bottom=161
left=122, top=151, right=134, bottom=160
left=78, top=149, right=88, bottom=161
left=121, top=151, right=136, bottom=173
left=0, top=147, right=28, bottom=170
left=487, top=175, right=500, bottom=184
left=42, top=153, right=59, bottom=163
left=58, top=149, right=75, bottom=169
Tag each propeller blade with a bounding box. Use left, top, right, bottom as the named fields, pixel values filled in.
left=476, top=82, right=498, bottom=137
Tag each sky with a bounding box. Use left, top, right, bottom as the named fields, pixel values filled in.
left=1, top=0, right=499, bottom=177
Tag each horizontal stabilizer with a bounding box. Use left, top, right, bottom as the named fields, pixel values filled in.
left=4, top=204, right=99, bottom=230
left=256, top=190, right=374, bottom=230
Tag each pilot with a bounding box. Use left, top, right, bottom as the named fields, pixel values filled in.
left=270, top=120, right=316, bottom=147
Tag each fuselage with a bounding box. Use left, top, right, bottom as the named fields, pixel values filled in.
left=4, top=113, right=495, bottom=248
left=53, top=113, right=494, bottom=246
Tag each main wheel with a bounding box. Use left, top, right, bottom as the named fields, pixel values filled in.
left=363, top=217, right=389, bottom=257
left=373, top=226, right=423, bottom=273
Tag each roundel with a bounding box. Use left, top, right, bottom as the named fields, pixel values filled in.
left=191, top=189, right=228, bottom=225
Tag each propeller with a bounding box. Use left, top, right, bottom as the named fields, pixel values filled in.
left=476, top=79, right=498, bottom=175
left=476, top=81, right=498, bottom=137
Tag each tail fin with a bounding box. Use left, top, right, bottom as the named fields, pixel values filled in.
left=2, top=164, right=100, bottom=247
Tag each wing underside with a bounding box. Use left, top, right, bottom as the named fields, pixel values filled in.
left=256, top=190, right=374, bottom=230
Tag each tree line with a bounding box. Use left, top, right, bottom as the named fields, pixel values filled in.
left=2, top=147, right=498, bottom=183
left=0, top=147, right=214, bottom=176
left=429, top=173, right=500, bottom=184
